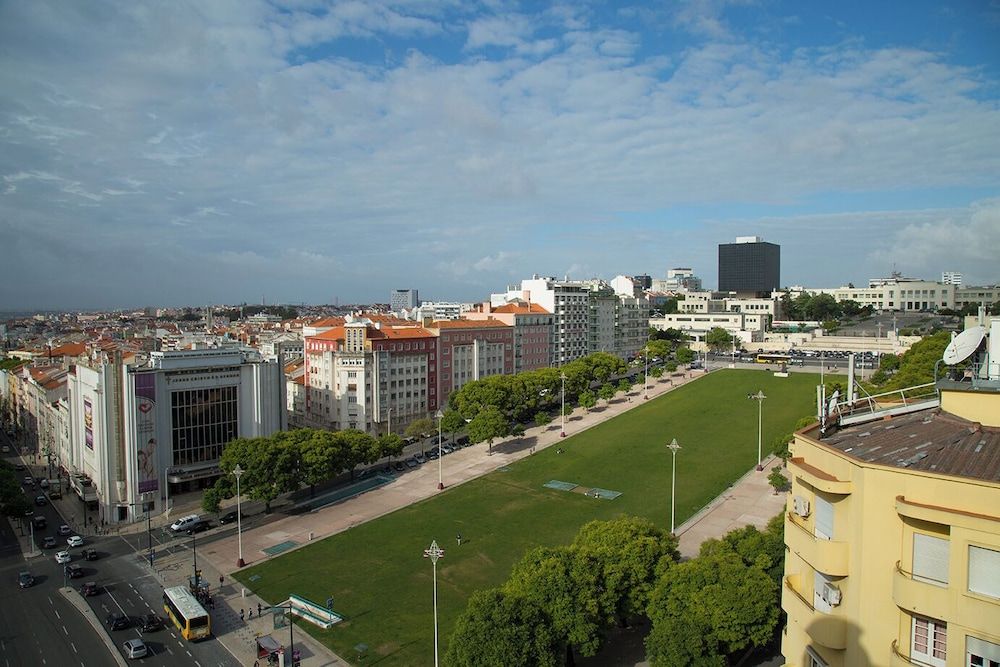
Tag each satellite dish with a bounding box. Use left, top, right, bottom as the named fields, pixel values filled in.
left=942, top=326, right=987, bottom=365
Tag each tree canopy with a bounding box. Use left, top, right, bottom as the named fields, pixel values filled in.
left=445, top=588, right=559, bottom=667
left=466, top=405, right=510, bottom=454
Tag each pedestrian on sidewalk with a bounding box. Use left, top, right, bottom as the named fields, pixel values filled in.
left=240, top=609, right=245, bottom=622
left=257, top=602, right=262, bottom=616
left=219, top=574, right=224, bottom=587
left=249, top=608, right=254, bottom=619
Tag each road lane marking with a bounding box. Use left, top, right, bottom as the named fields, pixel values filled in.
left=166, top=647, right=173, bottom=655
left=53, top=609, right=60, bottom=620
left=62, top=625, right=68, bottom=635
left=71, top=642, right=77, bottom=654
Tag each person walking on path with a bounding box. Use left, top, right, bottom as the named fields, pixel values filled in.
left=257, top=602, right=262, bottom=616
left=456, top=533, right=462, bottom=546
left=240, top=609, right=245, bottom=622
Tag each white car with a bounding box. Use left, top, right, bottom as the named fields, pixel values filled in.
left=123, top=638, right=148, bottom=659
left=67, top=535, right=84, bottom=548
left=55, top=550, right=71, bottom=564
left=170, top=514, right=201, bottom=532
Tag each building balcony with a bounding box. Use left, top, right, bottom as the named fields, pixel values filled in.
left=783, top=576, right=847, bottom=650
left=892, top=561, right=949, bottom=618
left=890, top=640, right=920, bottom=666
left=787, top=513, right=850, bottom=576
left=789, top=457, right=852, bottom=495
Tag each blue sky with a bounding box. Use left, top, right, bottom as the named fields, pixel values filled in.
left=1, top=1, right=998, bottom=310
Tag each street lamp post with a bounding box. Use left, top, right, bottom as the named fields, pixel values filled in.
left=233, top=464, right=245, bottom=567
left=423, top=540, right=445, bottom=667
left=748, top=390, right=767, bottom=471
left=559, top=372, right=567, bottom=438
left=667, top=439, right=681, bottom=534
left=435, top=410, right=444, bottom=491
left=644, top=346, right=649, bottom=401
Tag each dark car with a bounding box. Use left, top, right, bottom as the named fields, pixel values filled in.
left=186, top=521, right=210, bottom=535
left=18, top=571, right=34, bottom=589
left=48, top=489, right=62, bottom=499
left=106, top=613, right=130, bottom=631
left=218, top=510, right=240, bottom=525
left=66, top=564, right=84, bottom=579
left=393, top=461, right=405, bottom=472
left=42, top=536, right=57, bottom=549
left=82, top=548, right=99, bottom=561
left=34, top=495, right=47, bottom=506
left=80, top=581, right=99, bottom=596
left=140, top=613, right=164, bottom=632
left=33, top=515, right=47, bottom=529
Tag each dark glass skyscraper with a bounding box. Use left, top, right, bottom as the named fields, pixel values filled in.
left=718, top=237, right=780, bottom=295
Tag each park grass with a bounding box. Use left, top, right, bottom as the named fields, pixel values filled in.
left=234, top=369, right=817, bottom=665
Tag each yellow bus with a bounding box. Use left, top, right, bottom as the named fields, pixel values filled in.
left=163, top=586, right=211, bottom=640
left=756, top=353, right=791, bottom=364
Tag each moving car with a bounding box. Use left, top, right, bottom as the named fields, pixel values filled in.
left=123, top=638, right=148, bottom=659
left=80, top=581, right=99, bottom=596
left=58, top=524, right=71, bottom=535
left=67, top=564, right=84, bottom=579
left=55, top=550, right=71, bottom=564
left=186, top=520, right=210, bottom=535
left=34, top=495, right=47, bottom=506
left=140, top=613, right=164, bottom=632
left=48, top=489, right=61, bottom=499
left=106, top=613, right=130, bottom=631
left=42, top=536, right=57, bottom=549
left=67, top=535, right=84, bottom=547
left=18, top=571, right=34, bottom=588
left=23, top=476, right=33, bottom=486
left=32, top=515, right=47, bottom=529
left=170, top=514, right=201, bottom=532
left=82, top=548, right=99, bottom=561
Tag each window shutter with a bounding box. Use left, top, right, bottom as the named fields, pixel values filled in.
left=913, top=534, right=949, bottom=585
left=969, top=546, right=1000, bottom=599
left=814, top=496, right=834, bottom=540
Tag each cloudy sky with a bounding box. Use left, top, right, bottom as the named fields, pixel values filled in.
left=1, top=1, right=999, bottom=311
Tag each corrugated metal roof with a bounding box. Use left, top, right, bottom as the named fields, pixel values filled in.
left=819, top=408, right=1000, bottom=483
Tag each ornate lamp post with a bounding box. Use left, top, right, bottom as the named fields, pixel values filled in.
left=423, top=540, right=445, bottom=667
left=233, top=464, right=245, bottom=567
left=667, top=439, right=681, bottom=534
left=435, top=409, right=444, bottom=491
left=560, top=372, right=567, bottom=437
left=748, top=390, right=767, bottom=471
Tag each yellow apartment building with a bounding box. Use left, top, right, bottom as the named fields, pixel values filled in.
left=781, top=374, right=1000, bottom=666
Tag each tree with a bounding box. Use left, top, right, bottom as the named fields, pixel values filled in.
left=534, top=411, right=552, bottom=429
left=879, top=353, right=900, bottom=372
left=771, top=433, right=793, bottom=464
left=768, top=467, right=789, bottom=494
left=405, top=417, right=434, bottom=441
left=806, top=293, right=841, bottom=321
left=440, top=409, right=468, bottom=442
left=598, top=383, right=616, bottom=405
left=446, top=588, right=560, bottom=667
left=577, top=390, right=597, bottom=411
left=646, top=550, right=779, bottom=666
left=676, top=347, right=695, bottom=364
left=378, top=433, right=405, bottom=466
left=572, top=517, right=680, bottom=627
left=644, top=339, right=673, bottom=359
left=202, top=485, right=224, bottom=514
left=665, top=362, right=678, bottom=373
left=505, top=546, right=605, bottom=664
left=649, top=366, right=664, bottom=379
left=616, top=378, right=632, bottom=394
left=840, top=299, right=862, bottom=317
left=705, top=327, right=733, bottom=352
left=467, top=405, right=509, bottom=455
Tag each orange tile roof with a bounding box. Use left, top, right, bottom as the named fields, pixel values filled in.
left=50, top=342, right=88, bottom=357
left=311, top=326, right=346, bottom=342
left=492, top=303, right=550, bottom=314
left=432, top=319, right=511, bottom=329
left=378, top=327, right=434, bottom=339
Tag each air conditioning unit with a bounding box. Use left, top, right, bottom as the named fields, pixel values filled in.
left=821, top=583, right=842, bottom=606
left=793, top=496, right=811, bottom=517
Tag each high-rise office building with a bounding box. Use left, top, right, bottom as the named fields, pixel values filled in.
left=718, top=236, right=780, bottom=296
left=390, top=289, right=419, bottom=312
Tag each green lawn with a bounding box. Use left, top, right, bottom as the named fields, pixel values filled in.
left=234, top=370, right=817, bottom=665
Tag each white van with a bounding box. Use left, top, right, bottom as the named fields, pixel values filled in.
left=169, top=514, right=201, bottom=532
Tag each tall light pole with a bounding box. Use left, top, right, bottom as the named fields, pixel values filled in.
left=232, top=464, right=245, bottom=567
left=435, top=409, right=444, bottom=491
left=644, top=345, right=649, bottom=401
left=559, top=372, right=567, bottom=438
left=423, top=540, right=445, bottom=667
left=667, top=439, right=681, bottom=534
left=748, top=390, right=767, bottom=471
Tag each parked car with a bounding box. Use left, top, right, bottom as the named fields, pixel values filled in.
left=170, top=514, right=201, bottom=532
left=123, top=638, right=147, bottom=659
left=441, top=445, right=454, bottom=455
left=140, top=613, right=164, bottom=632
left=186, top=520, right=210, bottom=535
left=23, top=476, right=34, bottom=486
left=58, top=524, right=71, bottom=535
left=34, top=495, right=47, bottom=506
left=414, top=453, right=426, bottom=464
left=426, top=450, right=439, bottom=460
left=67, top=535, right=84, bottom=547
left=405, top=458, right=418, bottom=469
left=218, top=510, right=241, bottom=525
left=42, top=536, right=57, bottom=549
left=48, top=489, right=62, bottom=499
left=82, top=548, right=99, bottom=561
left=106, top=613, right=130, bottom=631
left=39, top=478, right=49, bottom=489
left=32, top=515, right=47, bottom=529
left=393, top=461, right=405, bottom=472
left=80, top=581, right=99, bottom=596
left=66, top=564, right=84, bottom=579
left=55, top=550, right=71, bottom=564
left=18, top=571, right=34, bottom=588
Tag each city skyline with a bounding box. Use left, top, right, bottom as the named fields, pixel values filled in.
left=1, top=1, right=999, bottom=311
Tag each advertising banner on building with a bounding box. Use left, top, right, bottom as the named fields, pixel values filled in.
left=135, top=373, right=159, bottom=494
left=84, top=398, right=94, bottom=450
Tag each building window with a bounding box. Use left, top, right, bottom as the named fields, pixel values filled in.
left=967, top=636, right=1000, bottom=667
left=969, top=546, right=1000, bottom=599
left=912, top=616, right=946, bottom=667
left=806, top=648, right=829, bottom=667
left=170, top=385, right=238, bottom=466
left=814, top=495, right=834, bottom=541
left=912, top=533, right=949, bottom=585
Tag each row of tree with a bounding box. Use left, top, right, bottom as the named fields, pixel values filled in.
left=0, top=459, right=31, bottom=519
left=201, top=428, right=405, bottom=513
left=779, top=292, right=870, bottom=322
left=446, top=514, right=785, bottom=666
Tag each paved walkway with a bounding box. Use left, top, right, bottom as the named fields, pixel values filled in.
left=117, top=365, right=791, bottom=666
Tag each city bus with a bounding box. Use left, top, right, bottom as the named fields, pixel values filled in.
left=163, top=586, right=211, bottom=640
left=756, top=353, right=791, bottom=364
